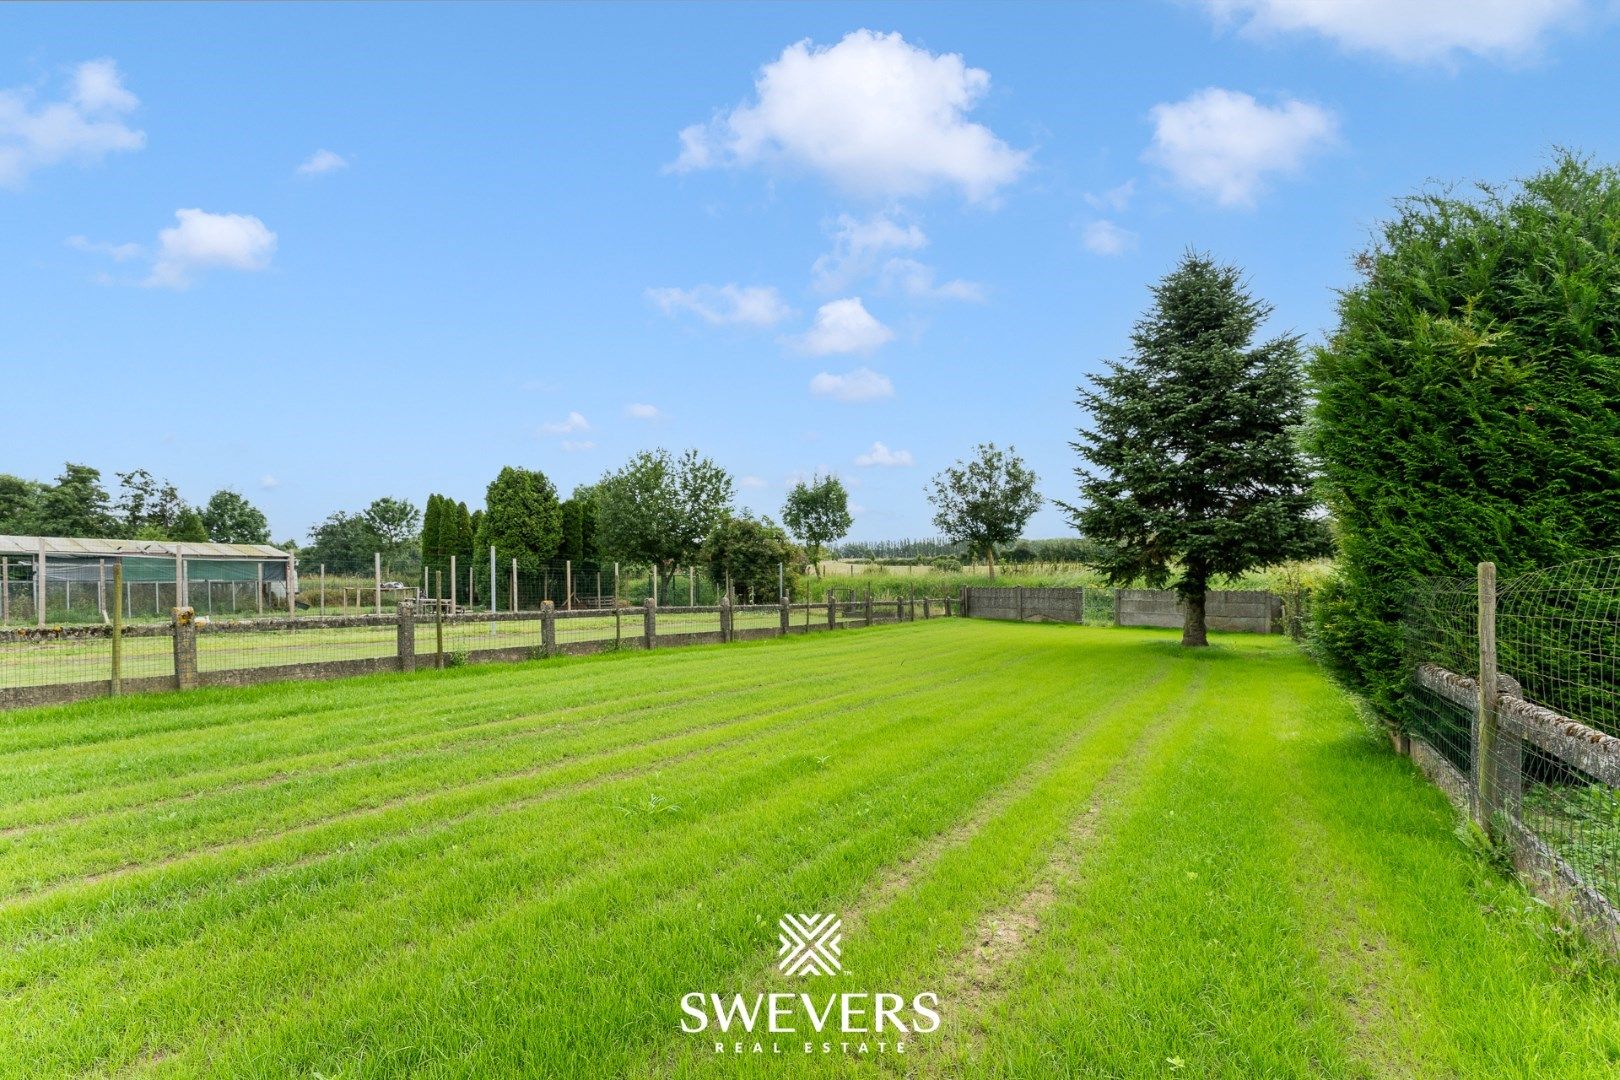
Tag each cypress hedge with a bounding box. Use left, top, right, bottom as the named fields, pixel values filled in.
left=1309, top=154, right=1620, bottom=720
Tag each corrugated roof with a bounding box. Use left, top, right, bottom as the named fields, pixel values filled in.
left=0, top=535, right=290, bottom=559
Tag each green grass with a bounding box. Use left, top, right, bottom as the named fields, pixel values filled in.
left=0, top=607, right=797, bottom=688
left=1, top=621, right=1616, bottom=1078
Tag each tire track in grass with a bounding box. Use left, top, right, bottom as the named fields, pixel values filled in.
left=932, top=641, right=1353, bottom=1079
left=636, top=630, right=1191, bottom=1079
left=0, top=638, right=984, bottom=891
left=132, top=631, right=1108, bottom=1079
left=0, top=632, right=1003, bottom=922
left=44, top=637, right=1070, bottom=1077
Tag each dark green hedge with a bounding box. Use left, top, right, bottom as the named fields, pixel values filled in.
left=1309, top=154, right=1620, bottom=716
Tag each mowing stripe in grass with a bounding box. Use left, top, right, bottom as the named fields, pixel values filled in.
left=9, top=628, right=1101, bottom=1075
left=130, top=629, right=1140, bottom=1078
left=0, top=636, right=993, bottom=894
left=0, top=630, right=1008, bottom=916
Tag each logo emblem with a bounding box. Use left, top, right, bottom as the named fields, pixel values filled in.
left=777, top=913, right=843, bottom=976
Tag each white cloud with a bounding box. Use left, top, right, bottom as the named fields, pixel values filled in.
left=66, top=234, right=142, bottom=261
left=647, top=283, right=792, bottom=327
left=625, top=402, right=661, bottom=420
left=259, top=474, right=281, bottom=490
left=798, top=297, right=894, bottom=355
left=1199, top=0, right=1585, bottom=64
left=1144, top=88, right=1337, bottom=208
left=812, top=211, right=927, bottom=291
left=810, top=367, right=894, bottom=403
left=879, top=258, right=985, bottom=302
left=147, top=209, right=277, bottom=289
left=541, top=411, right=590, bottom=435
left=739, top=475, right=768, bottom=489
left=561, top=440, right=596, bottom=453
left=297, top=149, right=348, bottom=176
left=0, top=59, right=145, bottom=187
left=669, top=29, right=1029, bottom=202
left=1082, top=220, right=1137, bottom=256
left=1084, top=180, right=1135, bottom=213
left=854, top=441, right=915, bottom=467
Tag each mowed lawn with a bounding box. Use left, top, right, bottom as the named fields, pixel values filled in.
left=2, top=622, right=1618, bottom=1078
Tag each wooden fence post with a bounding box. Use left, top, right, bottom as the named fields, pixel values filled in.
left=923, top=597, right=932, bottom=620
left=511, top=558, right=518, bottom=613
left=779, top=594, right=791, bottom=635
left=827, top=591, right=836, bottom=630
left=374, top=552, right=383, bottom=615
left=172, top=607, right=198, bottom=691
left=397, top=600, right=416, bottom=673
left=864, top=589, right=873, bottom=626
left=644, top=596, right=657, bottom=649
left=1017, top=586, right=1025, bottom=622
left=1475, top=561, right=1498, bottom=830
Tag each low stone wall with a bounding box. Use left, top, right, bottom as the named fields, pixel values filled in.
left=962, top=587, right=1084, bottom=623
left=1115, top=589, right=1281, bottom=634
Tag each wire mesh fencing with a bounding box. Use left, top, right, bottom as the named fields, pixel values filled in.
left=1, top=590, right=964, bottom=709
left=1405, top=559, right=1620, bottom=946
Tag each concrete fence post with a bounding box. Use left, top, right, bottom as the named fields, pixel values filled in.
left=111, top=561, right=124, bottom=694
left=779, top=594, right=790, bottom=636
left=720, top=596, right=734, bottom=642
left=827, top=591, right=836, bottom=630
left=1474, top=561, right=1522, bottom=829
left=397, top=601, right=416, bottom=673
left=644, top=596, right=657, bottom=649
left=172, top=607, right=198, bottom=691
left=541, top=600, right=556, bottom=657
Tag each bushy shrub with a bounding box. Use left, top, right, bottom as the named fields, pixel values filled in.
left=1309, top=154, right=1620, bottom=713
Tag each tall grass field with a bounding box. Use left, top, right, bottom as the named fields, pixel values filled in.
left=2, top=620, right=1617, bottom=1077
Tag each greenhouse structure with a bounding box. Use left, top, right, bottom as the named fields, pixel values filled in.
left=0, top=535, right=295, bottom=626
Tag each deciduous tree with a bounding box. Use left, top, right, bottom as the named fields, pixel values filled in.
left=781, top=475, right=852, bottom=577
left=926, top=444, right=1041, bottom=581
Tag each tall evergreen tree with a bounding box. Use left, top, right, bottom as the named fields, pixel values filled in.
left=420, top=494, right=443, bottom=579
left=1066, top=252, right=1325, bottom=646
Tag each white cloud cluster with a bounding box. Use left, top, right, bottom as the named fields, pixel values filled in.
left=1084, top=181, right=1135, bottom=214
left=647, top=283, right=792, bottom=327
left=1082, top=220, right=1137, bottom=256
left=1144, top=88, right=1337, bottom=208
left=1199, top=0, right=1585, bottom=64
left=809, top=367, right=894, bottom=403
left=0, top=59, right=145, bottom=187
left=854, top=442, right=914, bottom=467
left=541, top=411, right=590, bottom=435
left=812, top=211, right=983, bottom=302
left=738, top=475, right=769, bottom=489
left=878, top=258, right=984, bottom=302
left=297, top=149, right=348, bottom=176
left=812, top=212, right=926, bottom=291
left=625, top=402, right=661, bottom=420
left=797, top=297, right=893, bottom=356
left=148, top=209, right=278, bottom=289
left=670, top=29, right=1028, bottom=201
left=67, top=235, right=142, bottom=261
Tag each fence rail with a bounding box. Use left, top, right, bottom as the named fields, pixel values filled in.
left=1406, top=560, right=1620, bottom=952
left=0, top=593, right=961, bottom=711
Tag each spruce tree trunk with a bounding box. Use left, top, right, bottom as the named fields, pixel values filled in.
left=1181, top=573, right=1209, bottom=648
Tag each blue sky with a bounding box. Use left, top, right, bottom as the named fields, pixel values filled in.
left=3, top=1, right=1616, bottom=543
